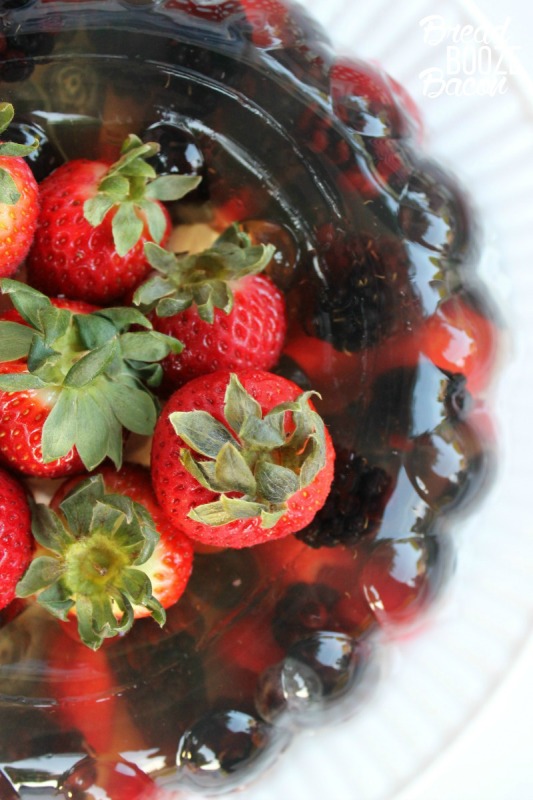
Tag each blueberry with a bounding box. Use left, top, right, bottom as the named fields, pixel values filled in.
left=255, top=632, right=371, bottom=728
left=6, top=119, right=63, bottom=182
left=398, top=159, right=475, bottom=263
left=175, top=709, right=289, bottom=792
left=408, top=357, right=473, bottom=437
left=143, top=122, right=205, bottom=177
left=405, top=419, right=495, bottom=513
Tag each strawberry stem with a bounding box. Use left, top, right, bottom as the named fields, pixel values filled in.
left=16, top=475, right=166, bottom=650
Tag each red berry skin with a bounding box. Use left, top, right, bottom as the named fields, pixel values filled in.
left=0, top=466, right=33, bottom=610
left=0, top=298, right=98, bottom=478
left=26, top=159, right=171, bottom=305
left=330, top=58, right=423, bottom=141
left=151, top=369, right=335, bottom=549
left=421, top=296, right=499, bottom=395
left=52, top=462, right=194, bottom=616
left=153, top=274, right=287, bottom=387
left=0, top=359, right=87, bottom=478
left=0, top=154, right=39, bottom=278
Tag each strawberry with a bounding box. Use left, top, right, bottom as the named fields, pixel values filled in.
left=0, top=279, right=183, bottom=477
left=16, top=463, right=193, bottom=650
left=240, top=0, right=296, bottom=49
left=0, top=102, right=39, bottom=277
left=151, top=370, right=335, bottom=548
left=330, top=58, right=422, bottom=140
left=0, top=465, right=33, bottom=610
left=26, top=133, right=201, bottom=304
left=134, top=223, right=286, bottom=386
left=421, top=294, right=499, bottom=395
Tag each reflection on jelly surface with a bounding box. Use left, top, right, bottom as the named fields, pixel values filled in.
left=0, top=1, right=501, bottom=796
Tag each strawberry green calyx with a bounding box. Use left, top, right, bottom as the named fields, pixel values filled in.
left=84, top=133, right=202, bottom=256
left=0, top=102, right=39, bottom=205
left=0, top=279, right=183, bottom=470
left=170, top=373, right=327, bottom=528
left=16, top=475, right=165, bottom=650
left=133, top=223, right=276, bottom=322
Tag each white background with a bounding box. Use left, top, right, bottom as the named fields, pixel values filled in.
left=304, top=1, right=533, bottom=798
left=397, top=1, right=533, bottom=798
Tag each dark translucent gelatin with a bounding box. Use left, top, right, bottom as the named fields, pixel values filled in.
left=0, top=0, right=501, bottom=795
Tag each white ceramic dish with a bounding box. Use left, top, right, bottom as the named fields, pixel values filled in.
left=2, top=2, right=531, bottom=798
left=222, top=1, right=533, bottom=798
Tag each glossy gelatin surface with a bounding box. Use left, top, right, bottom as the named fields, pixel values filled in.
left=0, top=1, right=501, bottom=797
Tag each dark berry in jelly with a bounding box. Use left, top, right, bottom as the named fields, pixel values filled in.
left=143, top=122, right=205, bottom=177
left=305, top=231, right=418, bottom=351
left=297, top=450, right=393, bottom=548
left=271, top=582, right=340, bottom=649
left=398, top=159, right=475, bottom=263
left=255, top=632, right=370, bottom=728
left=405, top=419, right=495, bottom=513
left=175, top=709, right=289, bottom=791
left=6, top=119, right=63, bottom=182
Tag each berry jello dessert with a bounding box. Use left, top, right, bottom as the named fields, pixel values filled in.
left=0, top=1, right=502, bottom=798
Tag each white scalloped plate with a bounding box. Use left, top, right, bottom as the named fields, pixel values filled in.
left=217, top=1, right=533, bottom=799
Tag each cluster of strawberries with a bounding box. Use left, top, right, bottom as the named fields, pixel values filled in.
left=0, top=101, right=334, bottom=650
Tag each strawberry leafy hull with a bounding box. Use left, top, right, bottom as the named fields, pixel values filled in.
left=0, top=0, right=502, bottom=796
left=151, top=370, right=335, bottom=548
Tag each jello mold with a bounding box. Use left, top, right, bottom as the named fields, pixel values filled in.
left=0, top=1, right=502, bottom=797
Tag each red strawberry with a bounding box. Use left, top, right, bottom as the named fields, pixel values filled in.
left=421, top=295, right=499, bottom=395
left=60, top=755, right=168, bottom=800
left=0, top=466, right=33, bottom=610
left=330, top=58, right=422, bottom=141
left=0, top=102, right=39, bottom=277
left=151, top=369, right=335, bottom=548
left=240, top=0, right=296, bottom=49
left=26, top=134, right=201, bottom=304
left=0, top=279, right=182, bottom=477
left=16, top=462, right=193, bottom=650
left=134, top=223, right=286, bottom=386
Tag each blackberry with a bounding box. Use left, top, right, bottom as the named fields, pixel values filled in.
left=305, top=232, right=417, bottom=351
left=297, top=451, right=392, bottom=548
